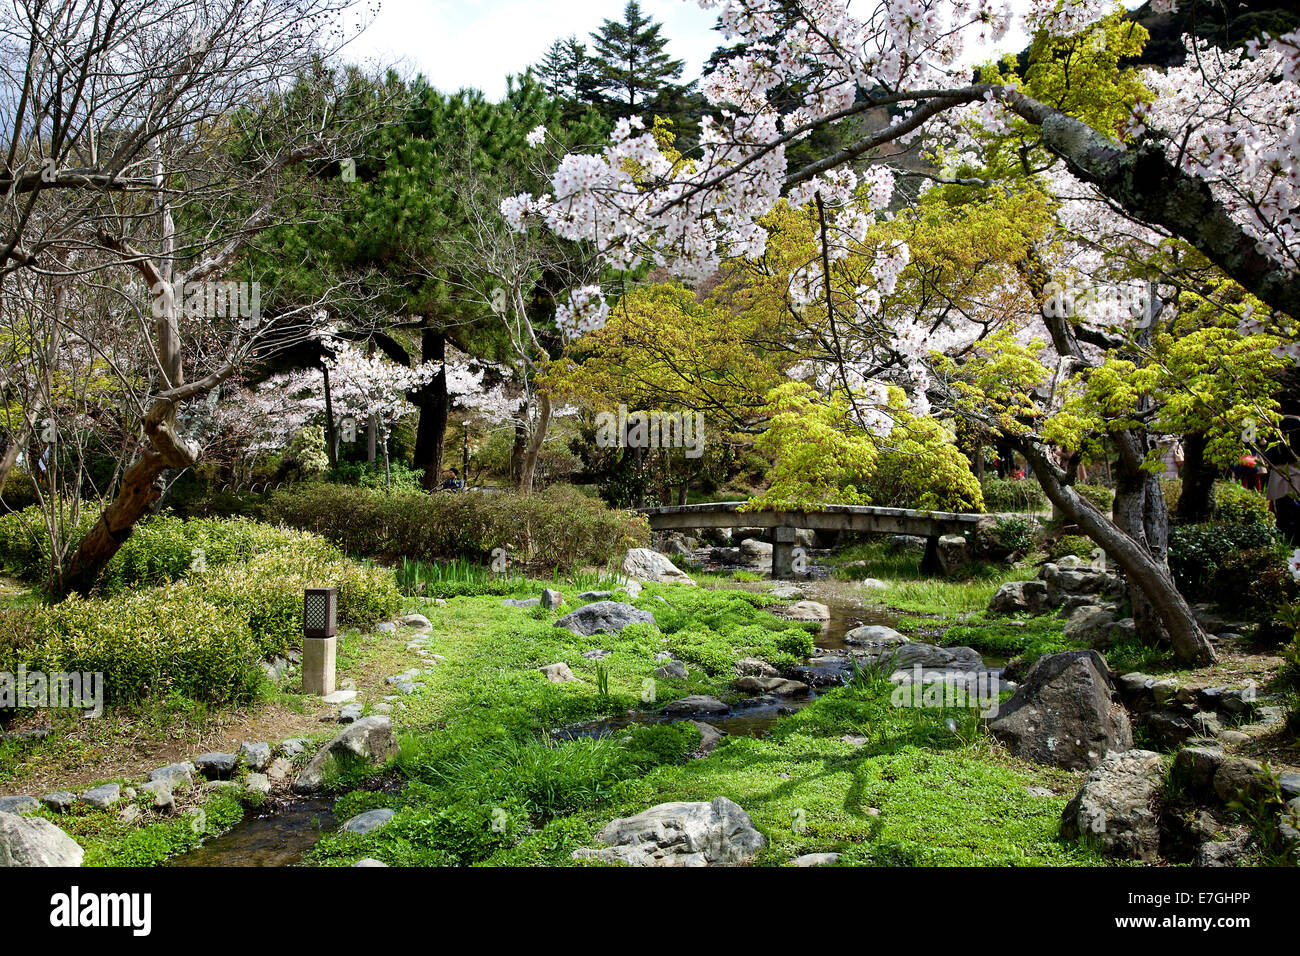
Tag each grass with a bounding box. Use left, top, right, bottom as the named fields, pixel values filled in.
left=303, top=578, right=1100, bottom=868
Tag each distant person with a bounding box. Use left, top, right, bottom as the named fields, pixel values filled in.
left=440, top=468, right=464, bottom=492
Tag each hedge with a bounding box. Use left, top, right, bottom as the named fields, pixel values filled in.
left=258, top=482, right=649, bottom=570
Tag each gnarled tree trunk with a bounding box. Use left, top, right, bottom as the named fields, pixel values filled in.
left=1175, top=432, right=1215, bottom=523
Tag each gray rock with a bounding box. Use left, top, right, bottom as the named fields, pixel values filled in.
left=733, top=676, right=809, bottom=697
left=1060, top=749, right=1164, bottom=860
left=768, top=585, right=804, bottom=601
left=622, top=548, right=696, bottom=586
left=0, top=811, right=84, bottom=866
left=843, top=624, right=909, bottom=647
left=688, top=721, right=724, bottom=756
left=782, top=600, right=829, bottom=622
left=194, top=753, right=238, bottom=779
left=353, top=857, right=388, bottom=866
left=860, top=578, right=889, bottom=592
left=503, top=597, right=540, bottom=608
left=879, top=642, right=983, bottom=672
left=279, top=739, right=309, bottom=758
left=245, top=773, right=272, bottom=797
left=572, top=796, right=765, bottom=867
left=238, top=741, right=272, bottom=772
left=375, top=622, right=397, bottom=633
left=40, top=792, right=75, bottom=815
left=1212, top=757, right=1267, bottom=805
left=79, top=783, right=122, bottom=810
left=542, top=588, right=564, bottom=610
left=664, top=695, right=730, bottom=716
left=739, top=538, right=773, bottom=558
left=341, top=808, right=396, bottom=835
left=393, top=682, right=421, bottom=695
left=735, top=658, right=779, bottom=678
left=988, top=650, right=1132, bottom=770
left=888, top=535, right=926, bottom=554
left=577, top=591, right=613, bottom=602
left=555, top=601, right=657, bottom=637
left=397, top=613, right=431, bottom=629
left=338, top=705, right=364, bottom=722
left=540, top=663, right=578, bottom=683
left=266, top=757, right=294, bottom=783
left=936, top=534, right=970, bottom=576
left=0, top=796, right=38, bottom=816
left=582, top=649, right=611, bottom=660
left=294, top=716, right=399, bottom=793
left=987, top=580, right=1050, bottom=615
left=790, top=852, right=841, bottom=867
left=139, top=780, right=175, bottom=811
left=1173, top=746, right=1224, bottom=797
left=1063, top=605, right=1119, bottom=647
left=655, top=661, right=689, bottom=680
left=322, top=689, right=357, bottom=705
left=148, top=762, right=195, bottom=788
left=1197, top=830, right=1256, bottom=867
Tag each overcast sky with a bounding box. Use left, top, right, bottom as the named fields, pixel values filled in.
left=339, top=1, right=1147, bottom=100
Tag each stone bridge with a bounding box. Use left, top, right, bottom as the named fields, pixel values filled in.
left=639, top=501, right=984, bottom=578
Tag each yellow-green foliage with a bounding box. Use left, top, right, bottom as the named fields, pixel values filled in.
left=867, top=413, right=985, bottom=512
left=747, top=381, right=879, bottom=509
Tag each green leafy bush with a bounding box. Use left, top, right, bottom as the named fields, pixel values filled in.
left=1168, top=522, right=1282, bottom=599
left=260, top=482, right=648, bottom=570
left=326, top=460, right=426, bottom=493
left=1074, top=483, right=1114, bottom=513
left=980, top=477, right=1047, bottom=513
left=1209, top=547, right=1297, bottom=622
left=1048, top=534, right=1096, bottom=562
left=1212, top=481, right=1273, bottom=528
left=0, top=468, right=38, bottom=511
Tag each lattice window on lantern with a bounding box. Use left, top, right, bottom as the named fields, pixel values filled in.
left=304, top=587, right=337, bottom=638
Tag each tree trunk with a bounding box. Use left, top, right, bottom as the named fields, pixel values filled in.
left=61, top=400, right=197, bottom=593
left=414, top=327, right=448, bottom=492
left=1175, top=432, right=1215, bottom=524
left=322, top=362, right=337, bottom=469
left=510, top=423, right=526, bottom=485
left=516, top=392, right=552, bottom=494
left=1016, top=439, right=1215, bottom=665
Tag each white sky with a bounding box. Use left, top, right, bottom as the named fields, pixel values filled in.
left=339, top=1, right=1148, bottom=101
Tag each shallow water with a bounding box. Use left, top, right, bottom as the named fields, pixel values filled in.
left=168, top=798, right=335, bottom=867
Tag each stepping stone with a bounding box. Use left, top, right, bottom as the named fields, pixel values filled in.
left=375, top=622, right=397, bottom=633
left=503, top=598, right=541, bottom=608
left=394, top=682, right=422, bottom=695
left=664, top=695, right=729, bottom=716
left=385, top=670, right=420, bottom=685
left=80, top=783, right=122, bottom=810
left=322, top=690, right=357, bottom=705
left=397, top=614, right=431, bottom=629
left=245, top=773, right=271, bottom=797
left=339, top=705, right=363, bottom=723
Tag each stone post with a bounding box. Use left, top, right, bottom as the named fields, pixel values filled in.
left=772, top=526, right=797, bottom=578
left=302, top=638, right=337, bottom=696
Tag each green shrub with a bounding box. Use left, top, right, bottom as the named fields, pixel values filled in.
left=0, top=468, right=38, bottom=511
left=1168, top=522, right=1282, bottom=599
left=1048, top=534, right=1096, bottom=562
left=326, top=460, right=426, bottom=493
left=260, top=482, right=648, bottom=570
left=1074, top=483, right=1114, bottom=513
left=1209, top=547, right=1297, bottom=621
left=979, top=477, right=1047, bottom=513
left=1213, top=481, right=1273, bottom=528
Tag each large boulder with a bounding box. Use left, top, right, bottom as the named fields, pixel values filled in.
left=988, top=650, right=1132, bottom=769
left=974, top=514, right=1038, bottom=559
left=782, top=601, right=829, bottom=622
left=572, top=797, right=765, bottom=867
left=622, top=548, right=696, bottom=586
left=555, top=601, right=657, bottom=637
left=987, top=580, right=1049, bottom=616
left=1039, top=562, right=1122, bottom=606
left=0, top=811, right=84, bottom=866
left=739, top=538, right=773, bottom=558
left=294, top=716, right=399, bottom=792
left=1060, top=749, right=1164, bottom=861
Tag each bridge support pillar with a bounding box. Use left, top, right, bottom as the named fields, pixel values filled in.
left=771, top=526, right=797, bottom=578
left=921, top=535, right=942, bottom=575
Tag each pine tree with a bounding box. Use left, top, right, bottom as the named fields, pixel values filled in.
left=536, top=36, right=602, bottom=104
left=588, top=0, right=685, bottom=119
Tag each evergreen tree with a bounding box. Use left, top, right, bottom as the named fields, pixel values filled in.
left=536, top=36, right=601, bottom=104
left=588, top=0, right=685, bottom=119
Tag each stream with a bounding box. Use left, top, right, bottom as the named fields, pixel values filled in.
left=167, top=568, right=962, bottom=866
